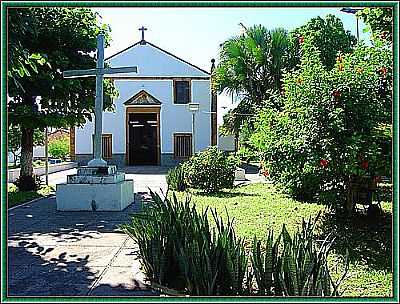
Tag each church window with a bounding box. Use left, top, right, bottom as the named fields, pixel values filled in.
left=174, top=133, right=192, bottom=158
left=174, top=80, right=191, bottom=104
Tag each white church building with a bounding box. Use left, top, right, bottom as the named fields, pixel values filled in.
left=71, top=32, right=217, bottom=167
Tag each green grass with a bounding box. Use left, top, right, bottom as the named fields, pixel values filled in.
left=174, top=183, right=393, bottom=297
left=7, top=183, right=55, bottom=208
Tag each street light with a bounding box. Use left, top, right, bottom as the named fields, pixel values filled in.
left=340, top=7, right=363, bottom=41
left=187, top=103, right=200, bottom=156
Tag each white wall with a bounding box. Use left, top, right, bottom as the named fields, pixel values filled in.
left=107, top=42, right=209, bottom=78
left=75, top=41, right=212, bottom=159
left=75, top=79, right=211, bottom=155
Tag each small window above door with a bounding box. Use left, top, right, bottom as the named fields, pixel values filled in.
left=173, top=80, right=191, bottom=104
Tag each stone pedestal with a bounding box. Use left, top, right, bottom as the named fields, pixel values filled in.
left=56, top=165, right=134, bottom=211
left=234, top=168, right=246, bottom=181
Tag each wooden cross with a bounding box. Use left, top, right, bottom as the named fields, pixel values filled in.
left=139, top=26, right=147, bottom=41
left=63, top=34, right=138, bottom=167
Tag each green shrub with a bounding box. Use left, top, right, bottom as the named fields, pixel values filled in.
left=251, top=212, right=349, bottom=296
left=120, top=190, right=249, bottom=295
left=48, top=137, right=69, bottom=160
left=183, top=146, right=239, bottom=193
left=166, top=164, right=187, bottom=191
left=250, top=40, right=392, bottom=206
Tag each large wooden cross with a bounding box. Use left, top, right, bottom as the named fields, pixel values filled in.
left=63, top=34, right=138, bottom=167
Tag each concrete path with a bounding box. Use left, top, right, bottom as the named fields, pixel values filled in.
left=7, top=194, right=159, bottom=296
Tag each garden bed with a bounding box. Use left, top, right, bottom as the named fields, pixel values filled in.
left=7, top=183, right=55, bottom=208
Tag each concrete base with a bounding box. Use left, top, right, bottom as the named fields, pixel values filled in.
left=235, top=168, right=246, bottom=181
left=56, top=180, right=134, bottom=211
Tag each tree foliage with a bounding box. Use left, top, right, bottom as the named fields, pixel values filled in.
left=48, top=137, right=70, bottom=160
left=250, top=39, right=392, bottom=206
left=357, top=7, right=393, bottom=42
left=214, top=25, right=292, bottom=135
left=7, top=8, right=116, bottom=187
left=215, top=15, right=356, bottom=136
left=8, top=8, right=117, bottom=129
left=289, top=14, right=357, bottom=70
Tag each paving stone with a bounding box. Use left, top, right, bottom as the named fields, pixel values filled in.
left=90, top=266, right=153, bottom=296
left=41, top=245, right=120, bottom=267
left=123, top=237, right=139, bottom=249
left=110, top=249, right=141, bottom=267
left=6, top=168, right=169, bottom=297
left=8, top=280, right=91, bottom=296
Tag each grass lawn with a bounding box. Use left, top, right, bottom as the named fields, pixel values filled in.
left=175, top=183, right=393, bottom=297
left=7, top=183, right=55, bottom=208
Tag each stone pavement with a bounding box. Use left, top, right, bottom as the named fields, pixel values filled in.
left=7, top=194, right=160, bottom=296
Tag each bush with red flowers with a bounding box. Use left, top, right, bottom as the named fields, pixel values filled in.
left=250, top=40, right=392, bottom=206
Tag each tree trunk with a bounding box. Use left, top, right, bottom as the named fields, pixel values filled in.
left=20, top=126, right=34, bottom=177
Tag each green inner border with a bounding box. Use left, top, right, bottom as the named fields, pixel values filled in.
left=1, top=1, right=399, bottom=303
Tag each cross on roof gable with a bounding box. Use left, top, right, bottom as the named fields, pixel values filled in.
left=123, top=90, right=162, bottom=105
left=105, top=40, right=210, bottom=76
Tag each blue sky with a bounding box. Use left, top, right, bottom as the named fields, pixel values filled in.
left=95, top=7, right=368, bottom=122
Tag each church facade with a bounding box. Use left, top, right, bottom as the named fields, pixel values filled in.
left=71, top=36, right=217, bottom=167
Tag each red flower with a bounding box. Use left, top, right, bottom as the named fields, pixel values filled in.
left=380, top=31, right=388, bottom=40
left=360, top=160, right=369, bottom=170
left=298, top=36, right=304, bottom=44
left=332, top=90, right=341, bottom=99
left=379, top=67, right=388, bottom=76
left=373, top=175, right=382, bottom=183
left=319, top=159, right=329, bottom=168
left=262, top=170, right=270, bottom=177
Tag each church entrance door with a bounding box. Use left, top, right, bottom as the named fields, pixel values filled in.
left=127, top=111, right=160, bottom=165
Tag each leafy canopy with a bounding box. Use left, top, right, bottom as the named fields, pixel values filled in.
left=250, top=38, right=392, bottom=204
left=7, top=8, right=118, bottom=130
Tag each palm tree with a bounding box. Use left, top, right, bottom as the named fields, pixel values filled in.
left=214, top=25, right=292, bottom=135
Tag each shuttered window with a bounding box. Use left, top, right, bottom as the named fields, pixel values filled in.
left=174, top=133, right=192, bottom=158
left=92, top=134, right=112, bottom=159
left=174, top=80, right=190, bottom=104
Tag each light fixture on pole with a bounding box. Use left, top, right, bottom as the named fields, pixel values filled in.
left=340, top=7, right=363, bottom=41
left=187, top=103, right=200, bottom=156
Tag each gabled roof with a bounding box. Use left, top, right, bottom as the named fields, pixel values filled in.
left=123, top=90, right=162, bottom=106
left=106, top=39, right=210, bottom=76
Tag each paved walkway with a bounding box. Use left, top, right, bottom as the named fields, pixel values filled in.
left=8, top=194, right=159, bottom=296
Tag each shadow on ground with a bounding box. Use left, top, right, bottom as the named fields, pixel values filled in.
left=319, top=208, right=392, bottom=271
left=7, top=194, right=160, bottom=297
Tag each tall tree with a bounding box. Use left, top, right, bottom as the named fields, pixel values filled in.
left=357, top=7, right=393, bottom=42
left=8, top=125, right=44, bottom=167
left=214, top=25, right=292, bottom=136
left=8, top=8, right=117, bottom=189
left=289, top=14, right=357, bottom=70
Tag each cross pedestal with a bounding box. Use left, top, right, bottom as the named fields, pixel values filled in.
left=56, top=34, right=138, bottom=211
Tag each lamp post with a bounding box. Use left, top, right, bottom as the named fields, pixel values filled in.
left=187, top=103, right=200, bottom=156
left=44, top=127, right=48, bottom=185
left=340, top=7, right=363, bottom=41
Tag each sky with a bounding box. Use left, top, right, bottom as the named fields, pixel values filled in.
left=94, top=7, right=369, bottom=124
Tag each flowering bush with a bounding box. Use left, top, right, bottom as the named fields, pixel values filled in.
left=250, top=39, right=392, bottom=206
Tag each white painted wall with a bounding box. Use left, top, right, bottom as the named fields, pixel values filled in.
left=75, top=79, right=211, bottom=155
left=75, top=41, right=212, bottom=159
left=107, top=42, right=209, bottom=78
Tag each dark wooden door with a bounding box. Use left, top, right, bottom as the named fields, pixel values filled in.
left=128, top=113, right=158, bottom=165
